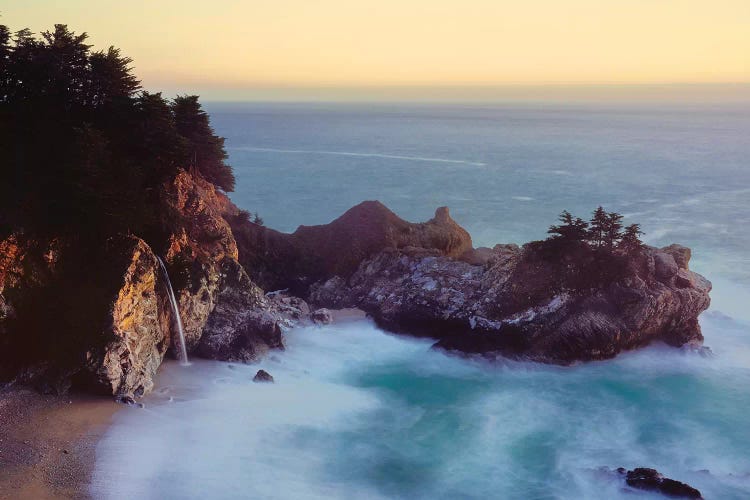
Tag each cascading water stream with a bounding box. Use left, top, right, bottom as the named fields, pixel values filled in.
left=156, top=256, right=189, bottom=366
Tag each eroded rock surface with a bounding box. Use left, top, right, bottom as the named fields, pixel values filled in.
left=84, top=235, right=170, bottom=397
left=310, top=241, right=711, bottom=364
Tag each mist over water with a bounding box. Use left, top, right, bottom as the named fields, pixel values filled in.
left=93, top=103, right=750, bottom=499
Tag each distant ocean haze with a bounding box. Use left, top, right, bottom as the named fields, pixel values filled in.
left=210, top=101, right=750, bottom=287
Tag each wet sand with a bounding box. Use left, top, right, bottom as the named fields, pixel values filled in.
left=0, top=387, right=120, bottom=500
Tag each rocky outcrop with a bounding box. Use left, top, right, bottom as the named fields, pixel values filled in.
left=0, top=171, right=292, bottom=397
left=0, top=234, right=170, bottom=397
left=309, top=241, right=711, bottom=364
left=161, top=171, right=240, bottom=352
left=0, top=184, right=714, bottom=394
left=197, top=259, right=283, bottom=362
left=226, top=201, right=473, bottom=293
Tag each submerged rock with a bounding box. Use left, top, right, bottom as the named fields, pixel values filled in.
left=618, top=467, right=703, bottom=499
left=252, top=369, right=274, bottom=383
left=311, top=308, right=333, bottom=325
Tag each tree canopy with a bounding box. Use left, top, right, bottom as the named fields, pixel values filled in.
left=545, top=207, right=644, bottom=252
left=0, top=24, right=235, bottom=238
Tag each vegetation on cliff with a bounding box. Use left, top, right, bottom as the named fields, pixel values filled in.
left=0, top=24, right=239, bottom=393
left=0, top=23, right=235, bottom=238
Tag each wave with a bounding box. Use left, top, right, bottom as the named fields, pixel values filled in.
left=228, top=146, right=487, bottom=167
left=90, top=318, right=750, bottom=500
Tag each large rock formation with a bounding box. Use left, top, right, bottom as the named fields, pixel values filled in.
left=309, top=240, right=711, bottom=364
left=0, top=178, right=714, bottom=395
left=226, top=202, right=473, bottom=293
left=197, top=259, right=283, bottom=362
left=82, top=236, right=170, bottom=397
left=160, top=170, right=241, bottom=352
left=0, top=171, right=295, bottom=397
left=0, top=234, right=170, bottom=397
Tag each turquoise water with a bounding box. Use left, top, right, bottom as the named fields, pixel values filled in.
left=92, top=103, right=750, bottom=499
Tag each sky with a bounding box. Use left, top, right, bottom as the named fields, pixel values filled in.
left=2, top=0, right=749, bottom=101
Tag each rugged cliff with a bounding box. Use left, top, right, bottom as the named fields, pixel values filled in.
left=0, top=171, right=291, bottom=397
left=0, top=171, right=713, bottom=396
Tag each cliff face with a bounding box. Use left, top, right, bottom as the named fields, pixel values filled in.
left=161, top=171, right=239, bottom=352
left=0, top=171, right=714, bottom=395
left=309, top=242, right=711, bottom=363
left=82, top=235, right=170, bottom=397
left=0, top=171, right=290, bottom=397
left=0, top=233, right=170, bottom=396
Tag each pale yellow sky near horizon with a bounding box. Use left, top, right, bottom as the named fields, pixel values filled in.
left=2, top=0, right=749, bottom=100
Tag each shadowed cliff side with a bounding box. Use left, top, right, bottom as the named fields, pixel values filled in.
left=225, top=201, right=473, bottom=294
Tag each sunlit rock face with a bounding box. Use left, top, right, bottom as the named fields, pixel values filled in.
left=0, top=234, right=170, bottom=397
left=85, top=235, right=170, bottom=397
left=161, top=170, right=242, bottom=352
left=310, top=242, right=711, bottom=364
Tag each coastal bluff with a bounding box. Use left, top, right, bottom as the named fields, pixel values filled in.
left=0, top=169, right=711, bottom=397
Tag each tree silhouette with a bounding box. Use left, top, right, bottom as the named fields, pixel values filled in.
left=604, top=211, right=624, bottom=249
left=589, top=206, right=608, bottom=248
left=0, top=23, right=237, bottom=236
left=619, top=224, right=644, bottom=251
left=171, top=95, right=235, bottom=192
left=548, top=210, right=589, bottom=243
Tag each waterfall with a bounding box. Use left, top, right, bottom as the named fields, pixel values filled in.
left=156, top=257, right=189, bottom=366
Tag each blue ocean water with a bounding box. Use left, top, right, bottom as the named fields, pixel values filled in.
left=92, top=103, right=750, bottom=499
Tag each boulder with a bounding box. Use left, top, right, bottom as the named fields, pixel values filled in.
left=662, top=244, right=691, bottom=270
left=311, top=308, right=333, bottom=325
left=253, top=369, right=274, bottom=383
left=654, top=252, right=679, bottom=280
left=197, top=259, right=283, bottom=363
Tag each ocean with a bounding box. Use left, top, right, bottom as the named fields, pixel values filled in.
left=91, top=102, right=750, bottom=499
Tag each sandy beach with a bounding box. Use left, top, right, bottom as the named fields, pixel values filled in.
left=0, top=387, right=120, bottom=500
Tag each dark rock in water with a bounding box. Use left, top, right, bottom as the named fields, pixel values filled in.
left=311, top=308, right=333, bottom=325
left=253, top=369, right=274, bottom=383
left=116, top=395, right=145, bottom=408
left=309, top=240, right=711, bottom=364
left=621, top=467, right=703, bottom=499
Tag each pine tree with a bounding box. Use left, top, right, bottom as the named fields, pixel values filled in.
left=619, top=224, right=644, bottom=252
left=171, top=95, right=235, bottom=192
left=548, top=210, right=589, bottom=242
left=604, top=211, right=624, bottom=250
left=588, top=206, right=608, bottom=248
